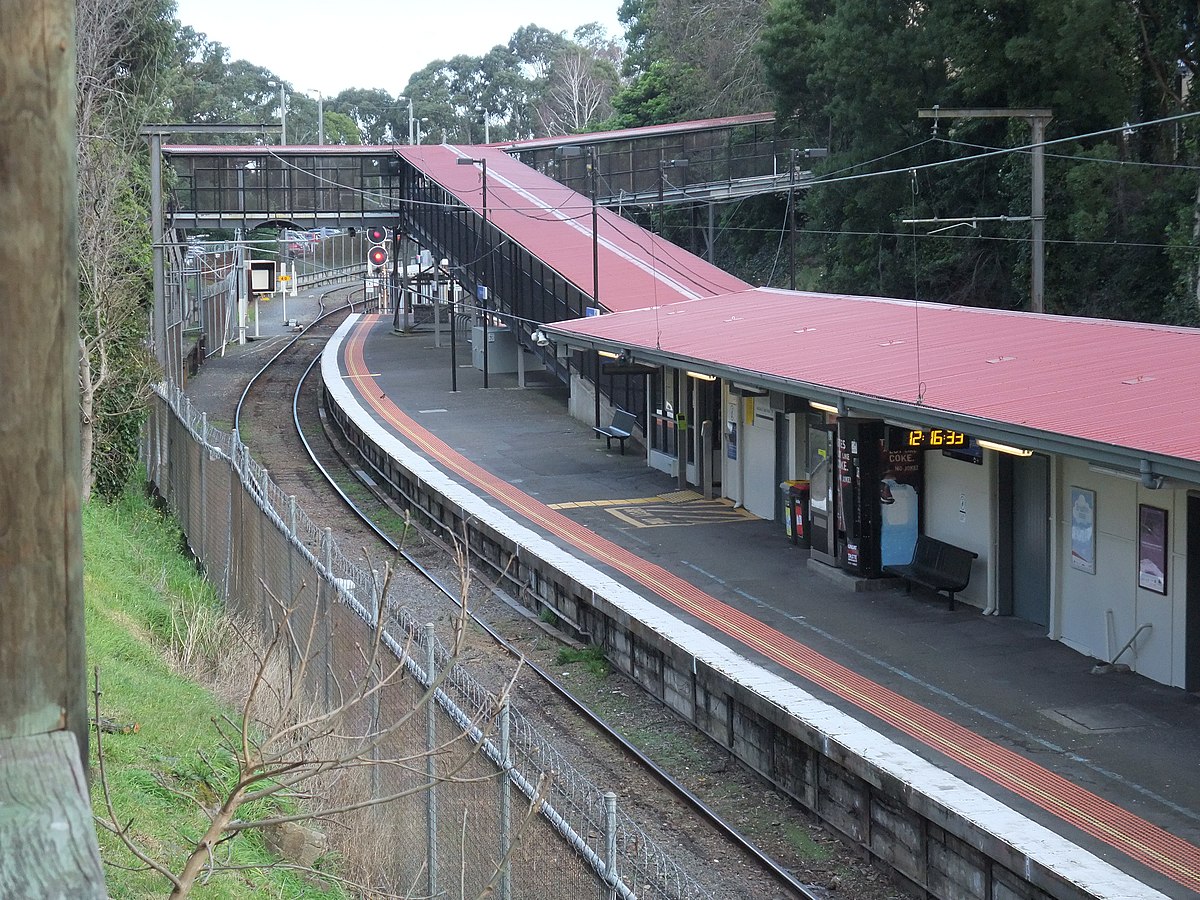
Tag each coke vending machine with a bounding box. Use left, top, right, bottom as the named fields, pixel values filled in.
left=837, top=420, right=923, bottom=577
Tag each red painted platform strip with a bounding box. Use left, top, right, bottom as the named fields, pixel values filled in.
left=343, top=316, right=1200, bottom=891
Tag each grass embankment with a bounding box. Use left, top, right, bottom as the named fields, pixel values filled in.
left=84, top=486, right=346, bottom=899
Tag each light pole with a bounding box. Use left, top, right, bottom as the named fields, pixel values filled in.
left=268, top=80, right=287, bottom=145
left=588, top=149, right=600, bottom=430
left=306, top=89, right=324, bottom=145
left=416, top=117, right=430, bottom=145
left=445, top=260, right=459, bottom=392
left=789, top=149, right=798, bottom=291
left=787, top=147, right=826, bottom=290
left=457, top=155, right=489, bottom=388
left=398, top=95, right=415, bottom=144
left=556, top=145, right=603, bottom=433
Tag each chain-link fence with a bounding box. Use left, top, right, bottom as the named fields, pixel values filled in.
left=146, top=381, right=716, bottom=900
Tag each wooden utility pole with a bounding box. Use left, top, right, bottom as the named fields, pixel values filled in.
left=0, top=0, right=88, bottom=759
left=918, top=107, right=1052, bottom=313
left=0, top=0, right=108, bottom=884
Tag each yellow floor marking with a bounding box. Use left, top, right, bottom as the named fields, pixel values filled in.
left=548, top=489, right=711, bottom=510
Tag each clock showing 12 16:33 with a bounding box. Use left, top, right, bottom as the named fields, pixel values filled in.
left=906, top=428, right=967, bottom=448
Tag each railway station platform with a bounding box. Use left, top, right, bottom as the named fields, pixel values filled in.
left=324, top=311, right=1200, bottom=900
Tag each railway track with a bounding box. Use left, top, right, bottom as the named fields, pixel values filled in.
left=231, top=287, right=902, bottom=900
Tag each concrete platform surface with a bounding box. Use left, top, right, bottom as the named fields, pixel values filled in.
left=332, top=312, right=1200, bottom=899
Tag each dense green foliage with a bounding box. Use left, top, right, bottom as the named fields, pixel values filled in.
left=757, top=0, right=1200, bottom=321
left=77, top=0, right=180, bottom=501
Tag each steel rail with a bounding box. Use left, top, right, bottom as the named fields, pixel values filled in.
left=232, top=289, right=817, bottom=899
left=232, top=282, right=363, bottom=436
left=295, top=349, right=819, bottom=900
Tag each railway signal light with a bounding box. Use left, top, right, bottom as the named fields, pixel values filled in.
left=366, top=225, right=389, bottom=272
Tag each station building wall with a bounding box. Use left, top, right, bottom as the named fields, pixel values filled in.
left=923, top=448, right=993, bottom=612
left=1055, top=458, right=1191, bottom=688
left=572, top=365, right=1196, bottom=691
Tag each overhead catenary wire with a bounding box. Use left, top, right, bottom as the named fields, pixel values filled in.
left=250, top=109, right=1199, bottom=215
left=799, top=108, right=1200, bottom=190
left=194, top=108, right=1200, bottom=305
left=936, top=137, right=1200, bottom=172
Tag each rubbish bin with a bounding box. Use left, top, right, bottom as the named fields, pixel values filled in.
left=780, top=480, right=811, bottom=546
left=790, top=480, right=811, bottom=550
left=780, top=482, right=797, bottom=541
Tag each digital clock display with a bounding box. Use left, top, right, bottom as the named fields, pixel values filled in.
left=907, top=428, right=968, bottom=448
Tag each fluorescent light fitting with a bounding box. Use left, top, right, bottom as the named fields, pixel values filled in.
left=597, top=350, right=621, bottom=359
left=1087, top=463, right=1141, bottom=482
left=976, top=439, right=1033, bottom=457
left=731, top=382, right=768, bottom=397
left=686, top=371, right=717, bottom=381
left=809, top=401, right=839, bottom=414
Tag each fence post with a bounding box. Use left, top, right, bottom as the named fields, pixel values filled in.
left=499, top=698, right=512, bottom=900
left=258, top=465, right=271, bottom=635
left=155, top=390, right=166, bottom=492
left=368, top=574, right=382, bottom=805
left=604, top=791, right=618, bottom=900
left=424, top=621, right=438, bottom=899
left=143, top=401, right=151, bottom=484
left=321, top=527, right=334, bottom=711
left=198, top=413, right=208, bottom=565
left=224, top=430, right=239, bottom=602
left=286, top=495, right=298, bottom=674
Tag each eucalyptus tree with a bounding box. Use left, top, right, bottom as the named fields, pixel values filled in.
left=161, top=31, right=283, bottom=141
left=328, top=87, right=405, bottom=144
left=537, top=25, right=622, bottom=135
left=611, top=0, right=767, bottom=124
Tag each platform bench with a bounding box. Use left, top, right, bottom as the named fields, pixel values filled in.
left=594, top=409, right=638, bottom=454
left=884, top=535, right=978, bottom=610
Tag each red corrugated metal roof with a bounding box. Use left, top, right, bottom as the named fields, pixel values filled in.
left=401, top=144, right=749, bottom=312
left=548, top=287, right=1200, bottom=465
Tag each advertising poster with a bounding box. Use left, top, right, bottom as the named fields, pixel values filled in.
left=1138, top=505, right=1168, bottom=594
left=1069, top=487, right=1095, bottom=574
left=880, top=446, right=921, bottom=567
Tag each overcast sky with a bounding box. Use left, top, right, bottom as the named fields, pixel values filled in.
left=173, top=0, right=625, bottom=98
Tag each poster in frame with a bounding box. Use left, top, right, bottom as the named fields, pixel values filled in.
left=1069, top=487, right=1095, bottom=574
left=1137, top=505, right=1168, bottom=595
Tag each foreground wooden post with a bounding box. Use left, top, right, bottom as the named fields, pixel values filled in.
left=0, top=2, right=102, bottom=894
